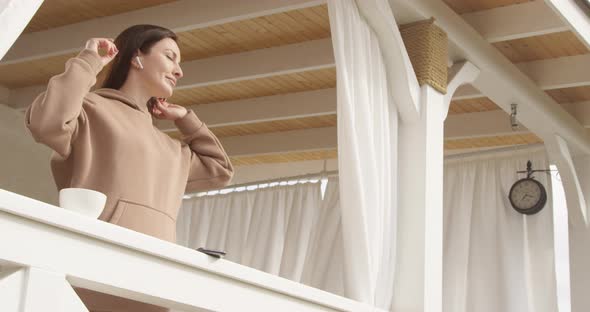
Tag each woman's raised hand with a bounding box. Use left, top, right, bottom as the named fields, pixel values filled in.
left=84, top=38, right=118, bottom=66
left=152, top=98, right=188, bottom=121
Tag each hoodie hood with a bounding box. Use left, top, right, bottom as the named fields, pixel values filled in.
left=93, top=88, right=151, bottom=115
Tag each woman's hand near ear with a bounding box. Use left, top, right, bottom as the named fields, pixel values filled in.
left=152, top=98, right=188, bottom=121
left=84, top=38, right=118, bottom=67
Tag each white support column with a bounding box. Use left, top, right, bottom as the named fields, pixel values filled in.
left=396, top=61, right=478, bottom=312
left=0, top=266, right=88, bottom=312
left=396, top=85, right=446, bottom=312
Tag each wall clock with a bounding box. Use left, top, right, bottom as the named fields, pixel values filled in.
left=508, top=160, right=549, bottom=215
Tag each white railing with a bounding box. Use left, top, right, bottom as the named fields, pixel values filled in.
left=0, top=189, right=384, bottom=312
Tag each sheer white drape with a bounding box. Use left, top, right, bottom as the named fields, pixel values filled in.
left=176, top=182, right=324, bottom=282
left=443, top=148, right=558, bottom=312
left=328, top=0, right=398, bottom=307
left=177, top=178, right=346, bottom=297
left=300, top=177, right=345, bottom=296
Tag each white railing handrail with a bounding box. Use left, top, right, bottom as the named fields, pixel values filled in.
left=0, top=189, right=384, bottom=312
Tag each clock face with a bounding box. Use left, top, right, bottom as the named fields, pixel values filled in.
left=509, top=178, right=547, bottom=214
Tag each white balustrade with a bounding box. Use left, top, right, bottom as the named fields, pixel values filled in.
left=0, top=189, right=383, bottom=312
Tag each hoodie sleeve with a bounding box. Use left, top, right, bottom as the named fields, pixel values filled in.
left=174, top=109, right=234, bottom=192
left=25, top=49, right=104, bottom=158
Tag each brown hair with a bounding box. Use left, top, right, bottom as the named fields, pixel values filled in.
left=101, top=25, right=178, bottom=112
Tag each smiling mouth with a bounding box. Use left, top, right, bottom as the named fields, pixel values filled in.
left=166, top=77, right=176, bottom=86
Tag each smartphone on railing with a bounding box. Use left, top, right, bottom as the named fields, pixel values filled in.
left=196, top=247, right=226, bottom=258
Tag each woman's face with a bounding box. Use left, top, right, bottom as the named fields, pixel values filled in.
left=137, top=38, right=183, bottom=98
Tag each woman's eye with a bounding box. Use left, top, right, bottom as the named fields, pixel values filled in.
left=167, top=55, right=174, bottom=61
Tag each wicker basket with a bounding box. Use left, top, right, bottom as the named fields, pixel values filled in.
left=399, top=18, right=448, bottom=94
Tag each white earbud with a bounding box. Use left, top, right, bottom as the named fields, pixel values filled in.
left=135, top=56, right=144, bottom=69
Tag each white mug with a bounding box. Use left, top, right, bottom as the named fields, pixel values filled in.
left=59, top=188, right=107, bottom=219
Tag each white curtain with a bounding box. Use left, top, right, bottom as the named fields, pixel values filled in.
left=176, top=182, right=324, bottom=282
left=300, top=177, right=345, bottom=296
left=328, top=0, right=398, bottom=307
left=177, top=178, right=346, bottom=296
left=443, top=148, right=558, bottom=312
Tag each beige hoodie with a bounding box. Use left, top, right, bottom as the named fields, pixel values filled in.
left=25, top=49, right=234, bottom=243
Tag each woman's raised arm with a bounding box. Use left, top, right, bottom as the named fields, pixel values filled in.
left=25, top=38, right=117, bottom=158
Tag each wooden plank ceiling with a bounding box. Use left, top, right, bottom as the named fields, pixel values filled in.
left=3, top=0, right=588, bottom=165
left=492, top=31, right=589, bottom=62
left=24, top=0, right=177, bottom=33
left=170, top=67, right=336, bottom=106
left=177, top=5, right=330, bottom=60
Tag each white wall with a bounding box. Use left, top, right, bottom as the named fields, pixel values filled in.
left=0, top=104, right=57, bottom=205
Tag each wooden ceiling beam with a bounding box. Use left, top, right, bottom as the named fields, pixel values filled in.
left=516, top=53, right=590, bottom=90
left=461, top=1, right=568, bottom=43
left=453, top=54, right=590, bottom=100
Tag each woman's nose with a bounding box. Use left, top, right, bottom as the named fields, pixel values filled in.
left=174, top=65, right=183, bottom=79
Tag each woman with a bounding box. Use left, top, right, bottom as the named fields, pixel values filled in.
left=25, top=25, right=233, bottom=311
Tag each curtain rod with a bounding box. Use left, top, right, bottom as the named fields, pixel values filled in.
left=184, top=169, right=339, bottom=199
left=229, top=170, right=340, bottom=189
left=444, top=143, right=545, bottom=160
